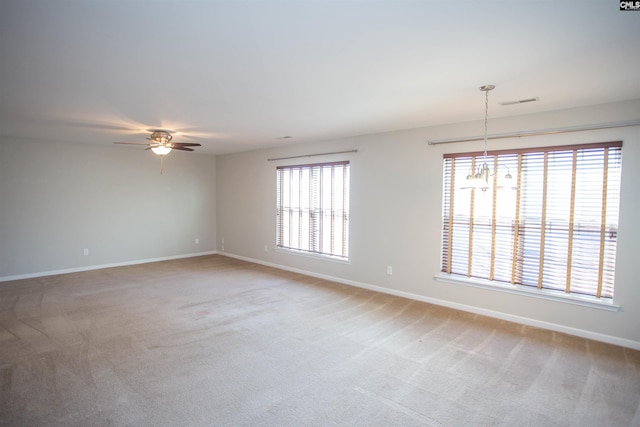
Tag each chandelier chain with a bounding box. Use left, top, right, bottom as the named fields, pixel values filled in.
left=483, top=88, right=489, bottom=159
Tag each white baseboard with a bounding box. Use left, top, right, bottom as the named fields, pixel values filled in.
left=0, top=251, right=219, bottom=282
left=221, top=252, right=640, bottom=351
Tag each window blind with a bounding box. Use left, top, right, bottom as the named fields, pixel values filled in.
left=276, top=161, right=350, bottom=259
left=441, top=142, right=622, bottom=299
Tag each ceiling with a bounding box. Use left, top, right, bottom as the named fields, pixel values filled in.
left=1, top=1, right=639, bottom=155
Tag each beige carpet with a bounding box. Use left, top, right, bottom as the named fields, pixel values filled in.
left=1, top=255, right=639, bottom=426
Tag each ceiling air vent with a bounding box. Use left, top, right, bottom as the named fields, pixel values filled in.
left=500, top=97, right=539, bottom=106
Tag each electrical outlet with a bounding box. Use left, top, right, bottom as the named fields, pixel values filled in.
left=264, top=245, right=268, bottom=252
left=386, top=266, right=392, bottom=275
left=195, top=238, right=199, bottom=244
left=83, top=248, right=89, bottom=256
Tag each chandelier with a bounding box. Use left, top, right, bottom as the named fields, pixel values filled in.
left=462, top=85, right=515, bottom=192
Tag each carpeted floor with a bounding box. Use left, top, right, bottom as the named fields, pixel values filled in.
left=1, top=255, right=639, bottom=426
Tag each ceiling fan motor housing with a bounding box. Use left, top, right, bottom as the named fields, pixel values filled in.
left=149, top=130, right=173, bottom=145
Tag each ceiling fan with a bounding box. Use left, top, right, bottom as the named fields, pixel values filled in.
left=114, top=130, right=201, bottom=174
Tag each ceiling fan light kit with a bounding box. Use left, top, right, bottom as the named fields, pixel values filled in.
left=114, top=130, right=201, bottom=174
left=150, top=145, right=172, bottom=156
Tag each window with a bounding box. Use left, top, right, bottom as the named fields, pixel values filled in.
left=441, top=142, right=622, bottom=299
left=276, top=161, right=350, bottom=259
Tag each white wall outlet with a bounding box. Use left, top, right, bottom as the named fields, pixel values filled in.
left=264, top=244, right=268, bottom=252
left=83, top=248, right=89, bottom=256
left=386, top=266, right=393, bottom=275
left=221, top=237, right=225, bottom=244
left=195, top=238, right=199, bottom=244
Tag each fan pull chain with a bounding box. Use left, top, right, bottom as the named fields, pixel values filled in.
left=160, top=156, right=164, bottom=175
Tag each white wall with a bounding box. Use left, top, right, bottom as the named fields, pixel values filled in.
left=216, top=99, right=640, bottom=348
left=0, top=138, right=217, bottom=278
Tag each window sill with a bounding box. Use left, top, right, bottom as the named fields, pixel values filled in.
left=275, top=247, right=351, bottom=264
left=434, top=273, right=620, bottom=312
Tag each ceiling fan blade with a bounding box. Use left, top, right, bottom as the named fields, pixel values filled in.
left=173, top=143, right=202, bottom=147
left=172, top=146, right=195, bottom=151
left=114, top=141, right=151, bottom=146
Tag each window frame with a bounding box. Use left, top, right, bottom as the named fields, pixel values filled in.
left=276, top=160, right=351, bottom=261
left=438, top=141, right=622, bottom=309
